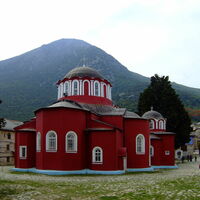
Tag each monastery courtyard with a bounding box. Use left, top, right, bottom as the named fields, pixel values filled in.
left=1, top=160, right=200, bottom=200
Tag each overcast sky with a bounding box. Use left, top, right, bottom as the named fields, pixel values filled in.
left=0, top=0, right=200, bottom=88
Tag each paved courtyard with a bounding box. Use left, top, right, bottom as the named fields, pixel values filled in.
left=0, top=159, right=200, bottom=200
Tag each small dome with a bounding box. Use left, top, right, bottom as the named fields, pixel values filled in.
left=64, top=66, right=104, bottom=79
left=142, top=110, right=163, bottom=119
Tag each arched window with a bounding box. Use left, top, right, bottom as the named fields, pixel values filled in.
left=46, top=131, right=57, bottom=152
left=103, top=84, right=107, bottom=97
left=83, top=80, right=90, bottom=95
left=36, top=132, right=41, bottom=152
left=136, top=134, right=145, bottom=154
left=150, top=145, right=154, bottom=157
left=57, top=85, right=61, bottom=99
left=92, top=146, right=103, bottom=163
left=64, top=82, right=69, bottom=96
left=72, top=80, right=79, bottom=95
left=60, top=83, right=64, bottom=98
left=149, top=120, right=154, bottom=129
left=66, top=131, right=78, bottom=153
left=164, top=121, right=166, bottom=130
left=94, top=81, right=100, bottom=96
left=159, top=120, right=164, bottom=129
left=107, top=85, right=112, bottom=100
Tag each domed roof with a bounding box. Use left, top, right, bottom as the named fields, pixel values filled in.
left=124, top=111, right=141, bottom=119
left=64, top=66, right=104, bottom=79
left=142, top=109, right=163, bottom=119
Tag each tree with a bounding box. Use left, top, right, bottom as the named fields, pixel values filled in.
left=137, top=74, right=191, bottom=148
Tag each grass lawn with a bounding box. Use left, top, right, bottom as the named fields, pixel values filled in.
left=1, top=161, right=200, bottom=200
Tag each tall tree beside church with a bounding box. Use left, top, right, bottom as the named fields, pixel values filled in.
left=138, top=74, right=191, bottom=148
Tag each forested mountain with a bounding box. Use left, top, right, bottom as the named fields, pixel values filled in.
left=0, top=39, right=200, bottom=121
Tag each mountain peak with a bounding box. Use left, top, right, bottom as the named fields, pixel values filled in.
left=0, top=39, right=200, bottom=121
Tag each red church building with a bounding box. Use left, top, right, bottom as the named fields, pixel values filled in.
left=13, top=66, right=177, bottom=175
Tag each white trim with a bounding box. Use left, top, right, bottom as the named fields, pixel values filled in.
left=149, top=119, right=155, bottom=129
left=72, top=80, right=79, bottom=95
left=165, top=150, right=170, bottom=155
left=159, top=120, right=164, bottom=129
left=106, top=85, right=109, bottom=99
left=65, top=131, right=78, bottom=153
left=123, top=157, right=127, bottom=171
left=36, top=132, right=41, bottom=152
left=69, top=80, right=72, bottom=96
left=60, top=82, right=64, bottom=98
left=92, top=146, right=103, bottom=164
left=94, top=80, right=101, bottom=96
left=110, top=87, right=112, bottom=100
left=19, top=146, right=27, bottom=159
left=79, top=80, right=83, bottom=95
left=136, top=134, right=145, bottom=154
left=64, top=81, right=69, bottom=96
left=101, top=82, right=107, bottom=97
left=46, top=130, right=57, bottom=152
left=152, top=119, right=158, bottom=129
left=90, top=80, right=94, bottom=95
left=63, top=81, right=66, bottom=93
left=83, top=80, right=91, bottom=95
left=150, top=145, right=154, bottom=157
left=107, top=85, right=112, bottom=100
left=57, top=85, right=61, bottom=99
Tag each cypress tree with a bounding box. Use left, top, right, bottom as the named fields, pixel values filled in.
left=138, top=74, right=191, bottom=148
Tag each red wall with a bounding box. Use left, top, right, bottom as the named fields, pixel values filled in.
left=35, top=108, right=87, bottom=170
left=15, top=131, right=36, bottom=168
left=14, top=105, right=175, bottom=171
left=151, top=134, right=175, bottom=166
left=101, top=116, right=124, bottom=130
left=151, top=139, right=162, bottom=166
left=124, top=119, right=150, bottom=169
left=159, top=134, right=175, bottom=166
left=88, top=129, right=124, bottom=171
left=62, top=95, right=113, bottom=106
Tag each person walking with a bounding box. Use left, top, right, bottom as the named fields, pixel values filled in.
left=195, top=155, right=197, bottom=162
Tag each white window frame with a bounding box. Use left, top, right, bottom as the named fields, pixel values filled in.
left=136, top=134, right=145, bottom=154
left=57, top=85, right=61, bottom=99
left=107, top=85, right=112, bottom=100
left=159, top=120, right=164, bottom=129
left=60, top=82, right=64, bottom=98
left=46, top=131, right=57, bottom=152
left=149, top=120, right=154, bottom=129
left=19, top=146, right=27, bottom=159
left=94, top=81, right=100, bottom=96
left=101, top=83, right=107, bottom=97
left=165, top=150, right=170, bottom=155
left=72, top=80, right=79, bottom=95
left=83, top=80, right=91, bottom=95
left=64, top=81, right=69, bottom=96
left=92, top=146, right=103, bottom=164
left=36, top=132, right=41, bottom=152
left=65, top=131, right=78, bottom=153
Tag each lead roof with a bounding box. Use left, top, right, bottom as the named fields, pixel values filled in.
left=64, top=66, right=104, bottom=79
